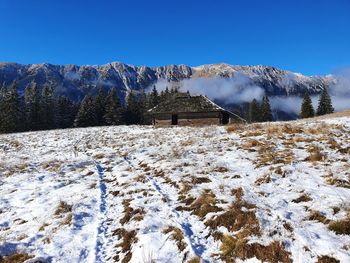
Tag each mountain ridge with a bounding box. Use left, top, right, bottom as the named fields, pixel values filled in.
left=0, top=61, right=334, bottom=101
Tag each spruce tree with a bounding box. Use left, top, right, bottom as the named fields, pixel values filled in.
left=149, top=86, right=160, bottom=108
left=103, top=87, right=123, bottom=125
left=248, top=98, right=260, bottom=123
left=125, top=91, right=140, bottom=124
left=74, top=95, right=97, bottom=127
left=138, top=89, right=149, bottom=124
left=300, top=92, right=315, bottom=118
left=56, top=96, right=76, bottom=128
left=24, top=82, right=41, bottom=130
left=260, top=96, right=273, bottom=122
left=316, top=88, right=334, bottom=116
left=40, top=85, right=55, bottom=130
left=0, top=81, right=22, bottom=133
left=0, top=83, right=7, bottom=132
left=95, top=87, right=106, bottom=126
left=163, top=86, right=170, bottom=100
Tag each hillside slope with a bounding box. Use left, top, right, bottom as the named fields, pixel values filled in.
left=0, top=118, right=349, bottom=262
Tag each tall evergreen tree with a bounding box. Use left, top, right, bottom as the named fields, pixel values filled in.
left=0, top=81, right=22, bottom=133
left=300, top=92, right=315, bottom=118
left=138, top=89, right=149, bottom=124
left=40, top=85, right=55, bottom=130
left=103, top=87, right=124, bottom=125
left=248, top=98, right=260, bottom=123
left=0, top=83, right=8, bottom=132
left=74, top=95, right=97, bottom=127
left=125, top=91, right=140, bottom=124
left=55, top=96, right=76, bottom=128
left=149, top=85, right=160, bottom=108
left=94, top=87, right=106, bottom=126
left=24, top=82, right=41, bottom=130
left=316, top=88, right=334, bottom=116
left=260, top=96, right=273, bottom=122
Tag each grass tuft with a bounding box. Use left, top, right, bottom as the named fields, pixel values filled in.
left=162, top=226, right=187, bottom=251
left=328, top=214, right=350, bottom=235
left=317, top=255, right=340, bottom=263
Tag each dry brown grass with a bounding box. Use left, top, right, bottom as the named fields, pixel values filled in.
left=317, top=255, right=340, bottom=263
left=306, top=145, right=326, bottom=162
left=94, top=153, right=105, bottom=159
left=283, top=222, right=294, bottom=232
left=213, top=166, right=229, bottom=173
left=274, top=166, right=286, bottom=176
left=179, top=138, right=197, bottom=146
left=54, top=201, right=72, bottom=216
left=178, top=181, right=193, bottom=196
left=241, top=139, right=261, bottom=152
left=0, top=253, right=33, bottom=263
left=253, top=141, right=294, bottom=168
left=219, top=235, right=292, bottom=263
left=120, top=199, right=145, bottom=225
left=187, top=257, right=200, bottom=263
left=310, top=109, right=350, bottom=120
left=176, top=190, right=222, bottom=218
left=162, top=226, right=187, bottom=251
left=39, top=222, right=49, bottom=231
left=226, top=123, right=246, bottom=133
left=328, top=213, right=350, bottom=235
left=190, top=176, right=211, bottom=184
left=60, top=213, right=73, bottom=226
left=292, top=193, right=312, bottom=203
left=112, top=228, right=138, bottom=263
left=2, top=163, right=29, bottom=176
left=205, top=188, right=260, bottom=237
left=308, top=210, right=330, bottom=224
left=255, top=174, right=271, bottom=186
left=328, top=138, right=341, bottom=150
left=41, top=159, right=61, bottom=172
left=324, top=173, right=350, bottom=189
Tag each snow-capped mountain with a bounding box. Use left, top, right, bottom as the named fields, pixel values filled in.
left=0, top=62, right=334, bottom=101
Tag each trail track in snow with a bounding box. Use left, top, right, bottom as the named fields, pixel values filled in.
left=123, top=155, right=208, bottom=261
left=94, top=162, right=108, bottom=262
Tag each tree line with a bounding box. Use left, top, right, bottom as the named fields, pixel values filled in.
left=0, top=81, right=336, bottom=133
left=243, top=88, right=334, bottom=123
left=243, top=96, right=273, bottom=123
left=0, top=82, right=175, bottom=134
left=300, top=88, right=334, bottom=119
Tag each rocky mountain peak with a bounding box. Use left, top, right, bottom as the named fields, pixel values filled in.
left=0, top=61, right=333, bottom=101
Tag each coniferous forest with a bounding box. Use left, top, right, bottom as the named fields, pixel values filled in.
left=0, top=83, right=177, bottom=134
left=0, top=81, right=334, bottom=134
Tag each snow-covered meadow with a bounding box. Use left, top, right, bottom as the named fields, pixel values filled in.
left=0, top=116, right=350, bottom=263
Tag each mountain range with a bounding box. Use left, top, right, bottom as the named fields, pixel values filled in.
left=0, top=62, right=334, bottom=102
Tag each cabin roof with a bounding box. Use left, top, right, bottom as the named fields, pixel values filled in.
left=148, top=93, right=227, bottom=114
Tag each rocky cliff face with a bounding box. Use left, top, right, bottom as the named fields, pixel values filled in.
left=0, top=61, right=334, bottom=101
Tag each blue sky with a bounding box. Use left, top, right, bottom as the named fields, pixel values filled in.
left=0, top=0, right=349, bottom=75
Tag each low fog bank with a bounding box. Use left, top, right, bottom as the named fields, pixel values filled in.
left=150, top=69, right=350, bottom=117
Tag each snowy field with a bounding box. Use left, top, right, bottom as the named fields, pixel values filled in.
left=0, top=117, right=350, bottom=263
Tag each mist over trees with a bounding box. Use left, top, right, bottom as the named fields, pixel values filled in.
left=300, top=92, right=315, bottom=118
left=0, top=81, right=336, bottom=134
left=299, top=88, right=334, bottom=119
left=243, top=96, right=273, bottom=123
left=316, top=88, right=334, bottom=116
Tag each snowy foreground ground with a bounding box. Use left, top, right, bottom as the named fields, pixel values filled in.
left=0, top=117, right=350, bottom=263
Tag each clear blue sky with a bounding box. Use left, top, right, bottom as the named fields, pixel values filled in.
left=0, top=0, right=349, bottom=75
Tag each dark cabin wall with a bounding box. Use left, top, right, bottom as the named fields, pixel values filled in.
left=152, top=112, right=222, bottom=126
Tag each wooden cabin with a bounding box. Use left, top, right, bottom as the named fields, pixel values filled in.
left=147, top=93, right=245, bottom=126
